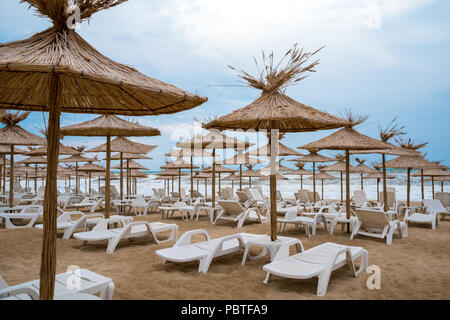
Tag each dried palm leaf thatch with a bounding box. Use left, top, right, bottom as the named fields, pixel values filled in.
left=412, top=168, right=450, bottom=177
left=242, top=165, right=262, bottom=178
left=290, top=150, right=334, bottom=163
left=110, top=152, right=152, bottom=160
left=165, top=148, right=212, bottom=158
left=0, top=145, right=27, bottom=154
left=223, top=172, right=240, bottom=182
left=26, top=143, right=78, bottom=155
left=123, top=169, right=148, bottom=178
left=77, top=162, right=105, bottom=172
left=204, top=45, right=348, bottom=132
left=60, top=115, right=161, bottom=137
left=300, top=111, right=392, bottom=151
left=353, top=159, right=379, bottom=174
left=247, top=141, right=303, bottom=157
left=203, top=164, right=235, bottom=173
left=395, top=137, right=428, bottom=151
left=0, top=1, right=207, bottom=116
left=379, top=117, right=406, bottom=143
left=0, top=111, right=46, bottom=146
left=161, top=157, right=198, bottom=170
left=19, top=156, right=48, bottom=164
left=113, top=159, right=147, bottom=170
left=59, top=153, right=92, bottom=162
left=385, top=155, right=440, bottom=169
left=321, top=160, right=358, bottom=172
left=86, top=137, right=156, bottom=154
left=218, top=153, right=263, bottom=165
left=308, top=171, right=335, bottom=180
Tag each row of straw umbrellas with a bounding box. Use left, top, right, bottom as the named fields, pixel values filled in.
left=0, top=0, right=448, bottom=300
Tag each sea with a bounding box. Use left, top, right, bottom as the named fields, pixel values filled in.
left=54, top=169, right=445, bottom=202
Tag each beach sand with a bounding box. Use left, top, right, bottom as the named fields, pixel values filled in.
left=0, top=209, right=449, bottom=300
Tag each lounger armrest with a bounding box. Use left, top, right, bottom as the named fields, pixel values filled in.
left=0, top=286, right=40, bottom=300
left=57, top=211, right=85, bottom=223
left=175, top=229, right=210, bottom=247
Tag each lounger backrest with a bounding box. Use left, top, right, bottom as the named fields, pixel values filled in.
left=110, top=185, right=119, bottom=198
left=353, top=190, right=368, bottom=207
left=152, top=188, right=159, bottom=197
left=21, top=206, right=43, bottom=215
left=131, top=197, right=147, bottom=206
left=0, top=275, right=8, bottom=290
left=284, top=206, right=299, bottom=220
left=435, top=192, right=450, bottom=208
left=173, top=201, right=187, bottom=209
left=297, top=190, right=310, bottom=202
left=218, top=200, right=244, bottom=216
left=13, top=182, right=24, bottom=193
left=249, top=189, right=264, bottom=202
left=379, top=191, right=396, bottom=209
left=191, top=190, right=203, bottom=198
left=355, top=209, right=389, bottom=229
left=236, top=191, right=249, bottom=203
left=158, top=188, right=166, bottom=197
left=423, top=199, right=445, bottom=213
left=220, top=188, right=233, bottom=200
left=276, top=191, right=283, bottom=201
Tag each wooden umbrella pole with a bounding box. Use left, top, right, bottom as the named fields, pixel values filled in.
left=360, top=173, right=364, bottom=190
left=218, top=173, right=221, bottom=194
left=0, top=161, right=2, bottom=195
left=300, top=175, right=303, bottom=190
left=249, top=176, right=252, bottom=188
left=40, top=72, right=60, bottom=300
left=9, top=145, right=14, bottom=207
left=204, top=178, right=207, bottom=197
left=75, top=162, right=79, bottom=194
left=441, top=181, right=444, bottom=192
left=340, top=171, right=343, bottom=203
left=269, top=128, right=278, bottom=241
left=377, top=178, right=380, bottom=202
left=407, top=168, right=411, bottom=207
left=178, top=168, right=181, bottom=196
left=239, top=164, right=242, bottom=191
left=26, top=171, right=28, bottom=191
left=120, top=152, right=123, bottom=200
left=382, top=154, right=388, bottom=213
left=3, top=155, right=6, bottom=194
left=431, top=176, right=434, bottom=200
left=421, top=169, right=424, bottom=200
left=312, top=162, right=316, bottom=203
left=97, top=175, right=99, bottom=191
left=321, top=179, right=324, bottom=200
left=212, top=148, right=216, bottom=207
left=35, top=164, right=38, bottom=193
left=126, top=160, right=130, bottom=196
left=196, top=179, right=199, bottom=191
left=190, top=155, right=194, bottom=196
left=345, top=149, right=351, bottom=220
left=105, top=135, right=111, bottom=219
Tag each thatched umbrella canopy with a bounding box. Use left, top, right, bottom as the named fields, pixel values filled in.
left=59, top=153, right=93, bottom=194
left=260, top=157, right=294, bottom=173
left=165, top=148, right=212, bottom=197
left=204, top=44, right=348, bottom=240
left=92, top=137, right=156, bottom=199
left=300, top=114, right=393, bottom=221
left=113, top=160, right=148, bottom=171
left=308, top=171, right=336, bottom=200
left=177, top=131, right=253, bottom=207
left=218, top=152, right=263, bottom=191
left=424, top=174, right=450, bottom=193
left=123, top=169, right=148, bottom=194
left=0, top=0, right=207, bottom=299
left=77, top=162, right=105, bottom=195
left=412, top=168, right=450, bottom=199
left=385, top=155, right=439, bottom=204
left=161, top=158, right=198, bottom=196
left=353, top=158, right=379, bottom=190
left=291, top=151, right=334, bottom=202
left=26, top=143, right=78, bottom=156
left=111, top=153, right=152, bottom=160
left=62, top=115, right=160, bottom=216
left=222, top=172, right=241, bottom=191
left=241, top=164, right=263, bottom=188
left=261, top=173, right=289, bottom=181
left=14, top=165, right=35, bottom=191
left=19, top=156, right=48, bottom=192
left=0, top=146, right=26, bottom=195
left=321, top=155, right=359, bottom=203
left=159, top=168, right=188, bottom=195
left=284, top=162, right=312, bottom=190
left=0, top=111, right=46, bottom=206
left=203, top=164, right=235, bottom=193
left=192, top=171, right=211, bottom=196
left=247, top=141, right=304, bottom=157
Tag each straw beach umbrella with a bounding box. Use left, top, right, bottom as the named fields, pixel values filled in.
left=291, top=151, right=334, bottom=202
left=95, top=137, right=156, bottom=199
left=18, top=156, right=47, bottom=193
left=242, top=164, right=262, bottom=188
left=284, top=162, right=312, bottom=190
left=365, top=163, right=395, bottom=202
left=353, top=158, right=379, bottom=190
left=0, top=111, right=46, bottom=206
left=321, top=155, right=358, bottom=203
left=192, top=171, right=211, bottom=196
left=62, top=115, right=160, bottom=218
left=223, top=172, right=241, bottom=192
left=300, top=113, right=393, bottom=222
left=218, top=152, right=263, bottom=191
left=0, top=146, right=26, bottom=194
left=203, top=164, right=235, bottom=194
left=165, top=148, right=212, bottom=196
left=412, top=168, right=450, bottom=199
left=0, top=0, right=207, bottom=299
left=77, top=162, right=105, bottom=195
left=308, top=170, right=335, bottom=200
left=205, top=45, right=348, bottom=240
left=177, top=131, right=253, bottom=207
left=59, top=151, right=93, bottom=194
left=161, top=158, right=198, bottom=196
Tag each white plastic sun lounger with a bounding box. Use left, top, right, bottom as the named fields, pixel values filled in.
left=423, top=199, right=449, bottom=221
left=0, top=205, right=42, bottom=229
left=216, top=200, right=263, bottom=229
left=158, top=201, right=191, bottom=221
left=156, top=229, right=248, bottom=273
left=70, top=197, right=103, bottom=213
left=404, top=208, right=438, bottom=230
left=351, top=208, right=408, bottom=245
left=277, top=206, right=327, bottom=237
left=0, top=269, right=114, bottom=300
left=74, top=218, right=178, bottom=253
left=35, top=210, right=87, bottom=239
left=263, top=242, right=369, bottom=296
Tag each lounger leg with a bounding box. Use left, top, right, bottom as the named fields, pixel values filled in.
left=350, top=222, right=361, bottom=240
left=241, top=245, right=250, bottom=265
left=263, top=272, right=271, bottom=284
left=317, top=270, right=332, bottom=296
left=100, top=281, right=115, bottom=300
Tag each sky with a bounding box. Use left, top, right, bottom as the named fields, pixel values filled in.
left=0, top=0, right=449, bottom=170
